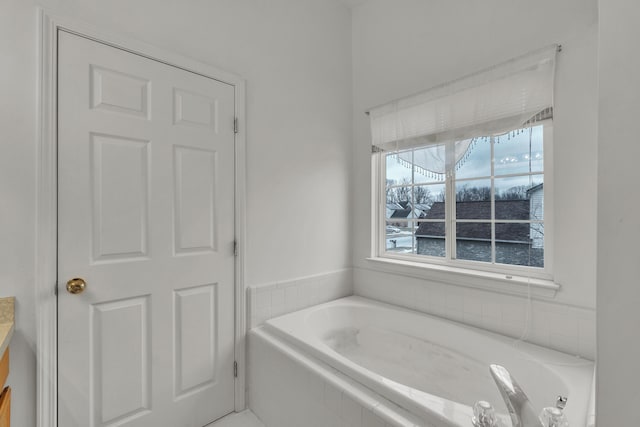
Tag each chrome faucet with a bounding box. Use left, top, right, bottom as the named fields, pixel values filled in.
left=489, top=364, right=544, bottom=427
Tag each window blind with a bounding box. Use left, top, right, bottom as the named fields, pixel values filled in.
left=369, top=45, right=557, bottom=153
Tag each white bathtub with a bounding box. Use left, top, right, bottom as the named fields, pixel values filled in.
left=264, top=296, right=594, bottom=427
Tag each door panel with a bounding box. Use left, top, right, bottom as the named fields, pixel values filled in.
left=91, top=133, right=150, bottom=261
left=92, top=296, right=151, bottom=425
left=174, top=283, right=217, bottom=398
left=90, top=65, right=151, bottom=119
left=173, top=146, right=217, bottom=254
left=58, top=31, right=236, bottom=427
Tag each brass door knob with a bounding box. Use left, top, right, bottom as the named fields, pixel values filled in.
left=66, top=278, right=86, bottom=294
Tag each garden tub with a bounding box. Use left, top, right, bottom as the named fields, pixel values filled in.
left=264, top=296, right=594, bottom=426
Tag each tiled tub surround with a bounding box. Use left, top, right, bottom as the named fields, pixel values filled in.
left=247, top=268, right=353, bottom=328
left=354, top=268, right=596, bottom=360
left=257, top=297, right=594, bottom=427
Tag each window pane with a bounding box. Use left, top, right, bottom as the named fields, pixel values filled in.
left=413, top=144, right=446, bottom=184
left=386, top=201, right=403, bottom=220
left=386, top=152, right=412, bottom=185
left=455, top=222, right=492, bottom=262
left=494, top=125, right=544, bottom=176
left=495, top=175, right=543, bottom=220
left=495, top=223, right=544, bottom=267
left=386, top=184, right=412, bottom=215
left=455, top=179, right=490, bottom=220
left=455, top=137, right=491, bottom=179
left=455, top=179, right=491, bottom=202
left=385, top=221, right=414, bottom=253
left=413, top=183, right=445, bottom=219
left=529, top=184, right=544, bottom=222
left=415, top=221, right=445, bottom=257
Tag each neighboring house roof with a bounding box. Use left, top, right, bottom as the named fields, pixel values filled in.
left=527, top=183, right=544, bottom=195
left=390, top=208, right=413, bottom=219
left=387, top=202, right=432, bottom=218
left=413, top=203, right=432, bottom=213
left=386, top=203, right=404, bottom=211
left=415, top=200, right=531, bottom=242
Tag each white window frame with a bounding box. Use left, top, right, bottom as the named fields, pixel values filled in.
left=371, top=120, right=556, bottom=295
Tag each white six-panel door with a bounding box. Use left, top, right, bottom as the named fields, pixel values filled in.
left=57, top=31, right=236, bottom=427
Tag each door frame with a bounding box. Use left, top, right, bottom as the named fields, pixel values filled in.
left=35, top=9, right=247, bottom=427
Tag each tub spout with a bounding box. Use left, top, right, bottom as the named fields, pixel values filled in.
left=489, top=364, right=543, bottom=427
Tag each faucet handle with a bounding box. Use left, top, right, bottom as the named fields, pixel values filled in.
left=472, top=400, right=498, bottom=427
left=555, top=396, right=567, bottom=410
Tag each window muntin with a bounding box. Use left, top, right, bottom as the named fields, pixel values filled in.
left=380, top=123, right=549, bottom=274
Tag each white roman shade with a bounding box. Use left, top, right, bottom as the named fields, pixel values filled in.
left=369, top=45, right=557, bottom=154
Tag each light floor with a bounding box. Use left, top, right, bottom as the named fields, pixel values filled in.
left=206, top=410, right=265, bottom=427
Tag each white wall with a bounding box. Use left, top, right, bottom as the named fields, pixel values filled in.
left=0, top=1, right=352, bottom=425
left=596, top=1, right=640, bottom=425
left=350, top=0, right=598, bottom=350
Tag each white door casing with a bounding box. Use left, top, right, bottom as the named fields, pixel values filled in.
left=57, top=31, right=236, bottom=427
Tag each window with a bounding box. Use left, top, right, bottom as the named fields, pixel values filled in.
left=380, top=122, right=550, bottom=275
left=369, top=46, right=557, bottom=278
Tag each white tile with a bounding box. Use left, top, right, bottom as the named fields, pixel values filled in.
left=444, top=290, right=464, bottom=312
left=430, top=303, right=447, bottom=318
left=285, top=285, right=300, bottom=310
left=481, top=300, right=503, bottom=321
left=340, top=394, right=363, bottom=426
left=247, top=287, right=256, bottom=309
left=578, top=316, right=596, bottom=359
left=307, top=372, right=325, bottom=402
left=545, top=311, right=579, bottom=339
left=482, top=315, right=503, bottom=333
left=536, top=300, right=570, bottom=315
left=324, top=381, right=342, bottom=414
left=363, top=407, right=386, bottom=427
left=298, top=282, right=313, bottom=307
left=529, top=312, right=551, bottom=347
left=463, top=312, right=483, bottom=328
left=446, top=309, right=465, bottom=323
left=301, top=280, right=320, bottom=307
left=549, top=332, right=580, bottom=356
left=252, top=306, right=272, bottom=326
left=254, top=289, right=272, bottom=309
left=397, top=282, right=418, bottom=307
left=271, top=303, right=287, bottom=318
left=428, top=287, right=446, bottom=310
left=271, top=288, right=285, bottom=306
left=414, top=285, right=429, bottom=302
left=337, top=281, right=353, bottom=298
left=316, top=282, right=334, bottom=303
left=324, top=413, right=342, bottom=427
left=327, top=281, right=344, bottom=300
left=356, top=279, right=388, bottom=303
left=501, top=317, right=527, bottom=338
left=501, top=300, right=527, bottom=322
left=462, top=292, right=483, bottom=317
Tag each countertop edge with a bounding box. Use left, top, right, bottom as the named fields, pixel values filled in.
left=0, top=322, right=14, bottom=360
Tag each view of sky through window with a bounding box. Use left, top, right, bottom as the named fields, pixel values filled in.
left=384, top=124, right=545, bottom=269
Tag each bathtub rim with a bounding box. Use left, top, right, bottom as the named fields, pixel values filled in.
left=263, top=295, right=594, bottom=427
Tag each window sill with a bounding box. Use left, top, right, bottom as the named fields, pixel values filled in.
left=364, top=257, right=560, bottom=298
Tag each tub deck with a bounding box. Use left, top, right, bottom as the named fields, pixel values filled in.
left=264, top=296, right=594, bottom=427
